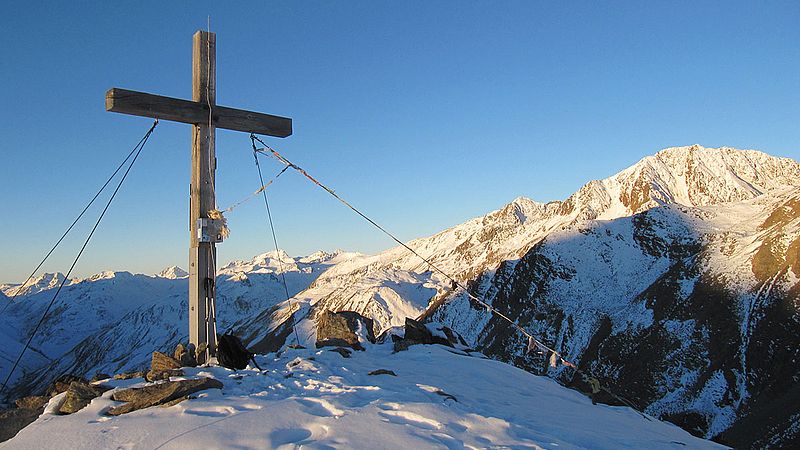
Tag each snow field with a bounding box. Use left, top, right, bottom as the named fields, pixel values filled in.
left=5, top=343, right=725, bottom=449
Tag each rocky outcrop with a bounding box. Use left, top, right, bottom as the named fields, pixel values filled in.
left=108, top=377, right=223, bottom=416
left=146, top=351, right=184, bottom=382
left=173, top=344, right=197, bottom=367
left=113, top=371, right=146, bottom=380
left=14, top=396, right=48, bottom=410
left=46, top=375, right=87, bottom=398
left=315, top=311, right=376, bottom=350
left=0, top=407, right=42, bottom=443
left=391, top=318, right=466, bottom=352
left=59, top=381, right=108, bottom=414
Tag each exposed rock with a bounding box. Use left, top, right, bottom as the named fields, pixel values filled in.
left=113, top=371, right=146, bottom=380
left=145, top=369, right=184, bottom=382
left=90, top=373, right=111, bottom=383
left=108, top=377, right=223, bottom=416
left=393, top=318, right=464, bottom=352
left=432, top=388, right=458, bottom=402
left=368, top=369, right=396, bottom=376
left=173, top=344, right=197, bottom=367
left=159, top=395, right=190, bottom=409
left=46, top=375, right=87, bottom=397
left=328, top=347, right=352, bottom=358
left=195, top=343, right=208, bottom=363
left=151, top=351, right=182, bottom=373
left=0, top=407, right=42, bottom=443
left=59, top=382, right=109, bottom=414
left=14, top=396, right=48, bottom=410
left=315, top=310, right=376, bottom=351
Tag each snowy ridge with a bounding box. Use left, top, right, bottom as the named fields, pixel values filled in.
left=3, top=344, right=723, bottom=449
left=564, top=144, right=800, bottom=220
left=156, top=266, right=188, bottom=279
left=1, top=272, right=67, bottom=297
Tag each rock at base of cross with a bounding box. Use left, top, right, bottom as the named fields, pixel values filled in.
left=59, top=381, right=109, bottom=414
left=315, top=310, right=376, bottom=351
left=108, top=377, right=223, bottom=416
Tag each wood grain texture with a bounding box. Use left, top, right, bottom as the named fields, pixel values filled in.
left=105, top=88, right=292, bottom=137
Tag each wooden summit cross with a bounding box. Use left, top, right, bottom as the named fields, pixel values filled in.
left=105, top=31, right=292, bottom=363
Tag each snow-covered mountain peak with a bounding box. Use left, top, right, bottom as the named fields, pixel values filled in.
left=156, top=266, right=188, bottom=279
left=256, top=249, right=293, bottom=263
left=1, top=272, right=66, bottom=297
left=84, top=271, right=131, bottom=282
left=490, top=196, right=552, bottom=225
left=562, top=145, right=800, bottom=222
left=297, top=249, right=365, bottom=265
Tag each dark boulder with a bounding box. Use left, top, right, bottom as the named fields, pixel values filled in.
left=0, top=407, right=41, bottom=443
left=393, top=318, right=467, bottom=352
left=315, top=311, right=376, bottom=351
left=328, top=347, right=352, bottom=358
left=46, top=375, right=87, bottom=397
left=90, top=373, right=111, bottom=383
left=14, top=396, right=48, bottom=410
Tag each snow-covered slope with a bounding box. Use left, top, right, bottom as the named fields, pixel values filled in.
left=3, top=343, right=723, bottom=449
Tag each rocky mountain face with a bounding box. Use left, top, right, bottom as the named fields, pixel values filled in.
left=2, top=145, right=798, bottom=447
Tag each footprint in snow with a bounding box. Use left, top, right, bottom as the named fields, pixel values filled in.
left=296, top=397, right=345, bottom=417
left=269, top=423, right=330, bottom=448
left=269, top=428, right=312, bottom=446
left=431, top=432, right=466, bottom=450
left=183, top=405, right=237, bottom=417
left=377, top=402, right=401, bottom=411
left=379, top=410, right=442, bottom=430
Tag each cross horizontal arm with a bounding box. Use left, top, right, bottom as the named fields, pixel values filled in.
left=106, top=88, right=292, bottom=138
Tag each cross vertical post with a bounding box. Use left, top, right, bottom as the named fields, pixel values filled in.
left=189, top=30, right=217, bottom=363
left=105, top=30, right=292, bottom=365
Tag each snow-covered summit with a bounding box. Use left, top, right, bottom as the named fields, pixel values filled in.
left=156, top=266, right=188, bottom=279
left=0, top=272, right=65, bottom=297
left=4, top=343, right=724, bottom=449
left=561, top=145, right=800, bottom=221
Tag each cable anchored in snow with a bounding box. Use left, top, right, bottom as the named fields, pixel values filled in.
left=250, top=134, right=300, bottom=345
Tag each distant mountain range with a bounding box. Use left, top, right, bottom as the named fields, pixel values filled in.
left=2, top=145, right=798, bottom=448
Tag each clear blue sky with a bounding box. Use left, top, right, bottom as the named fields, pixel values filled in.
left=2, top=1, right=799, bottom=284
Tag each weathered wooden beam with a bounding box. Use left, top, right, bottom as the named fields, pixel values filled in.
left=189, top=30, right=217, bottom=364
left=106, top=88, right=292, bottom=138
